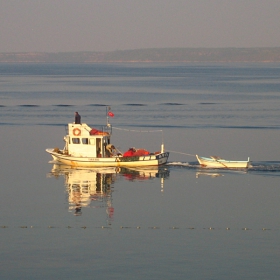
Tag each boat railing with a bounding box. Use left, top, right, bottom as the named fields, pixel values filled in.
left=89, top=124, right=112, bottom=135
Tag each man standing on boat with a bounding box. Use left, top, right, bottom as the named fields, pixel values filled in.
left=75, top=112, right=81, bottom=124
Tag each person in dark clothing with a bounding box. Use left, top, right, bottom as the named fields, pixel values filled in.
left=75, top=112, right=81, bottom=124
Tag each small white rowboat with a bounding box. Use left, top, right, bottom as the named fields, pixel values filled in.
left=196, top=155, right=250, bottom=168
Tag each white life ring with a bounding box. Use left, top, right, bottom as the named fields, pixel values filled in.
left=73, top=128, right=81, bottom=136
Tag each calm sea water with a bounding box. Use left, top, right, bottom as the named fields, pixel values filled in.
left=1, top=63, right=280, bottom=279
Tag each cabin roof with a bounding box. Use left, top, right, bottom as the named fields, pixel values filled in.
left=68, top=123, right=110, bottom=138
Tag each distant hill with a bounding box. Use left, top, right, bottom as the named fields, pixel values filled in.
left=0, top=48, right=280, bottom=63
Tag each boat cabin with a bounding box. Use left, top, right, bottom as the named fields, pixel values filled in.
left=64, top=123, right=112, bottom=158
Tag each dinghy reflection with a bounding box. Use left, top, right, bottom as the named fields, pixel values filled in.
left=196, top=172, right=224, bottom=178
left=49, top=164, right=169, bottom=220
left=195, top=169, right=248, bottom=178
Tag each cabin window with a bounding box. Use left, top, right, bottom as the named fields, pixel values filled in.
left=89, top=138, right=95, bottom=145
left=72, top=138, right=80, bottom=144
left=82, top=138, right=88, bottom=144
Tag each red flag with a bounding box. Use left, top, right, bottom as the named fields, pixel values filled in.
left=108, top=111, right=114, bottom=118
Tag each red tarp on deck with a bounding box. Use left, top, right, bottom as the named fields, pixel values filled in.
left=123, top=148, right=150, bottom=157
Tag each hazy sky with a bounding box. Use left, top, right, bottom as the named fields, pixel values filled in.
left=1, top=0, right=280, bottom=52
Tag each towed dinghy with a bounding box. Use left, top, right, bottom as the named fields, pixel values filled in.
left=196, top=155, right=250, bottom=168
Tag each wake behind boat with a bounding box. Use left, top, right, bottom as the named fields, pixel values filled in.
left=46, top=113, right=169, bottom=168
left=196, top=155, right=250, bottom=168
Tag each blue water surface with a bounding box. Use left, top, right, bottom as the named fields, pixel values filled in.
left=0, top=63, right=280, bottom=280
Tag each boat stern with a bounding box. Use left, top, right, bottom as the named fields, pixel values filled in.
left=157, top=152, right=169, bottom=165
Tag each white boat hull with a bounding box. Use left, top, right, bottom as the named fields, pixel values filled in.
left=196, top=155, right=250, bottom=168
left=46, top=149, right=169, bottom=168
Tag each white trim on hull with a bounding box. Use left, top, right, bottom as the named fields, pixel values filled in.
left=47, top=149, right=169, bottom=168
left=196, top=155, right=250, bottom=168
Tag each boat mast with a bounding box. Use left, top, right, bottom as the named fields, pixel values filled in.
left=106, top=106, right=111, bottom=127
left=161, top=131, right=164, bottom=153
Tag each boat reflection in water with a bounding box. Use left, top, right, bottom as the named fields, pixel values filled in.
left=49, top=164, right=116, bottom=220
left=48, top=164, right=169, bottom=222
left=118, top=167, right=169, bottom=183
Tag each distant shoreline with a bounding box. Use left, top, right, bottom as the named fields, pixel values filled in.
left=1, top=48, right=280, bottom=63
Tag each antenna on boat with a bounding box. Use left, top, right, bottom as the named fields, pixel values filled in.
left=161, top=130, right=165, bottom=153
left=106, top=106, right=111, bottom=127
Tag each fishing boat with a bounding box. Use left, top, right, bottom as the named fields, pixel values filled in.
left=46, top=116, right=169, bottom=168
left=196, top=155, right=250, bottom=168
